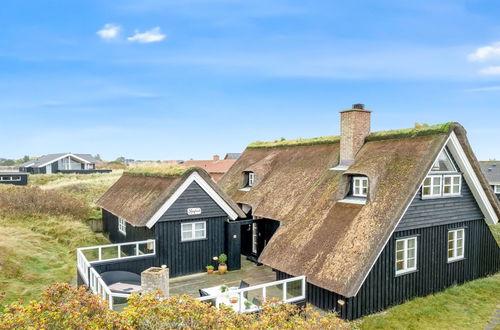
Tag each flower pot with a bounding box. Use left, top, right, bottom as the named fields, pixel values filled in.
left=207, top=269, right=214, bottom=274
left=229, top=297, right=238, bottom=304
left=218, top=264, right=227, bottom=275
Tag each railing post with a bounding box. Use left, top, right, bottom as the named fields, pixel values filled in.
left=118, top=245, right=121, bottom=258
left=135, top=243, right=139, bottom=256
left=283, top=281, right=287, bottom=302
left=262, top=286, right=266, bottom=303
left=239, top=291, right=243, bottom=313
left=98, top=247, right=102, bottom=261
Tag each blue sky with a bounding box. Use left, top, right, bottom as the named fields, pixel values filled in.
left=1, top=0, right=499, bottom=160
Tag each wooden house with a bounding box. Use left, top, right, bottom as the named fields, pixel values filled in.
left=480, top=161, right=500, bottom=200
left=96, top=167, right=246, bottom=277
left=0, top=172, right=28, bottom=186
left=19, top=153, right=109, bottom=174
left=218, top=104, right=500, bottom=319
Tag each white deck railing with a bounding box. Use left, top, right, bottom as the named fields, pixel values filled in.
left=76, top=239, right=156, bottom=309
left=198, top=275, right=306, bottom=313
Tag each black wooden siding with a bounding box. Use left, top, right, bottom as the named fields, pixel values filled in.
left=0, top=174, right=28, bottom=186
left=278, top=219, right=499, bottom=320
left=103, top=209, right=155, bottom=244
left=154, top=216, right=227, bottom=276
left=397, top=176, right=483, bottom=231
left=159, top=181, right=227, bottom=221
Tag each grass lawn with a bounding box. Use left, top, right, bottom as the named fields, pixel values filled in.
left=359, top=272, right=500, bottom=329
left=0, top=172, right=121, bottom=308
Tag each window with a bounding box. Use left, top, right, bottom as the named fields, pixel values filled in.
left=248, top=172, right=255, bottom=187
left=431, top=149, right=457, bottom=172
left=352, top=176, right=368, bottom=197
left=443, top=175, right=461, bottom=196
left=422, top=174, right=462, bottom=198
left=118, top=217, right=126, bottom=235
left=181, top=221, right=206, bottom=241
left=422, top=175, right=442, bottom=197
left=395, top=237, right=417, bottom=275
left=0, top=176, right=21, bottom=182
left=495, top=185, right=500, bottom=194
left=448, top=229, right=465, bottom=262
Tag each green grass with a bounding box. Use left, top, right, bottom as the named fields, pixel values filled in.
left=246, top=123, right=453, bottom=149
left=359, top=273, right=500, bottom=329
left=124, top=165, right=195, bottom=178
left=0, top=172, right=120, bottom=308
left=365, top=122, right=453, bottom=142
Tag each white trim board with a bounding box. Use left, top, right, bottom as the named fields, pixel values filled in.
left=352, top=131, right=498, bottom=297
left=145, top=171, right=239, bottom=228
left=37, top=153, right=91, bottom=168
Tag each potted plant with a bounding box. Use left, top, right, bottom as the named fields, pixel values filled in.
left=244, top=300, right=252, bottom=310
left=220, top=285, right=229, bottom=293
left=217, top=253, right=228, bottom=274
left=229, top=296, right=238, bottom=304
left=206, top=265, right=214, bottom=274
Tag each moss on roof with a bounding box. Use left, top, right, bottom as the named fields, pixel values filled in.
left=247, top=136, right=340, bottom=149
left=124, top=165, right=196, bottom=178
left=247, top=123, right=454, bottom=149
left=365, top=122, right=453, bottom=142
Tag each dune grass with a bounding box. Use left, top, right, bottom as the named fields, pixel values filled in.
left=359, top=273, right=500, bottom=329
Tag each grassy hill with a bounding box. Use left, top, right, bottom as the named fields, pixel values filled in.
left=0, top=172, right=121, bottom=307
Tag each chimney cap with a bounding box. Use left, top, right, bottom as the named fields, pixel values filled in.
left=353, top=103, right=365, bottom=110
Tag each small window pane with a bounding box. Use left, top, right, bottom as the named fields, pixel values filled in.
left=396, top=251, right=404, bottom=261
left=396, top=261, right=404, bottom=271
left=424, top=177, right=431, bottom=185
left=423, top=187, right=431, bottom=196
left=195, top=223, right=204, bottom=230
left=408, top=248, right=415, bottom=259
left=408, top=238, right=415, bottom=249
left=457, top=230, right=463, bottom=239
left=195, top=231, right=204, bottom=238
left=457, top=247, right=463, bottom=256
left=448, top=249, right=453, bottom=258
left=183, top=231, right=193, bottom=239
left=407, top=258, right=415, bottom=269
left=396, top=241, right=404, bottom=251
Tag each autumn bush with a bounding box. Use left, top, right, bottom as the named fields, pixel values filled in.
left=0, top=186, right=91, bottom=219
left=0, top=283, right=351, bottom=329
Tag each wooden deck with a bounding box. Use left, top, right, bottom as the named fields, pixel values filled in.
left=170, top=256, right=276, bottom=297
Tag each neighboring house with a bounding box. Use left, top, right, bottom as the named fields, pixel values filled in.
left=0, top=172, right=28, bottom=186
left=19, top=153, right=108, bottom=174
left=94, top=167, right=246, bottom=277
left=218, top=104, right=500, bottom=320
left=183, top=155, right=237, bottom=182
left=480, top=161, right=500, bottom=200
left=224, top=153, right=241, bottom=160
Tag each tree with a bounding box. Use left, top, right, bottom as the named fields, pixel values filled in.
left=115, top=156, right=125, bottom=163
left=94, top=154, right=103, bottom=161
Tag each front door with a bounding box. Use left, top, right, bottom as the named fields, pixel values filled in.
left=46, top=165, right=52, bottom=174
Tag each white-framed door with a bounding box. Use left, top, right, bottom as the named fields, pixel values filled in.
left=252, top=223, right=258, bottom=254
left=46, top=165, right=52, bottom=174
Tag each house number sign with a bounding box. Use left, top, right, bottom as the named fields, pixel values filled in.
left=187, top=208, right=202, bottom=215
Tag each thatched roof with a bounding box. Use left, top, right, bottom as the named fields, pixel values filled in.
left=218, top=123, right=500, bottom=297
left=97, top=166, right=244, bottom=227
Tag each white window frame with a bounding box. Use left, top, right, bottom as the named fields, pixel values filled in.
left=395, top=237, right=418, bottom=275
left=495, top=185, right=500, bottom=194
left=181, top=221, right=206, bottom=242
left=118, top=217, right=127, bottom=235
left=248, top=172, right=255, bottom=187
left=448, top=229, right=465, bottom=262
left=443, top=174, right=462, bottom=196
left=422, top=175, right=442, bottom=197
left=431, top=149, right=457, bottom=173
left=352, top=176, right=368, bottom=197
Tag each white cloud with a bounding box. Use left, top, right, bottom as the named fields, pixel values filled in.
left=97, top=24, right=121, bottom=40
left=127, top=27, right=166, bottom=43
left=479, top=66, right=500, bottom=75
left=468, top=42, right=500, bottom=62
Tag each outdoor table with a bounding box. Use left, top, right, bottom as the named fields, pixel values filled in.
left=108, top=282, right=142, bottom=294
left=200, top=285, right=257, bottom=312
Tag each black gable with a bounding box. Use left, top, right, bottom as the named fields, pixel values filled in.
left=396, top=147, right=483, bottom=231
left=158, top=181, right=228, bottom=221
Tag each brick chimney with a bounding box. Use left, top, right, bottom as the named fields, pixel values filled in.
left=337, top=104, right=371, bottom=169
left=213, top=155, right=220, bottom=161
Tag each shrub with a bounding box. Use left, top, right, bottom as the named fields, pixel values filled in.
left=0, top=284, right=352, bottom=329
left=0, top=186, right=91, bottom=219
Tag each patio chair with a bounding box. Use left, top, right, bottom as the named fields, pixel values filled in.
left=239, top=280, right=250, bottom=289
left=199, top=289, right=209, bottom=297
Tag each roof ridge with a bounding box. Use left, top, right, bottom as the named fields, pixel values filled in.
left=246, top=122, right=454, bottom=149
left=124, top=165, right=197, bottom=178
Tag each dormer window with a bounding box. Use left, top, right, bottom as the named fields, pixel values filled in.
left=248, top=172, right=255, bottom=187
left=240, top=171, right=255, bottom=190
left=352, top=176, right=368, bottom=197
